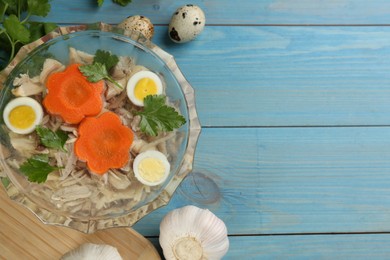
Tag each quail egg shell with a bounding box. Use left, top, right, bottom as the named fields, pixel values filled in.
left=127, top=70, right=163, bottom=106
left=118, top=15, right=154, bottom=40
left=169, top=4, right=206, bottom=43
left=3, top=97, right=43, bottom=134
left=133, top=150, right=170, bottom=186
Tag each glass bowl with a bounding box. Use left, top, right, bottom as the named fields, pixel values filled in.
left=0, top=22, right=201, bottom=233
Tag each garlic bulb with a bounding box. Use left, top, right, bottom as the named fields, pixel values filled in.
left=159, top=205, right=229, bottom=260
left=61, top=243, right=122, bottom=260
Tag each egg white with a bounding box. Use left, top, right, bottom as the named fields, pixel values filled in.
left=133, top=150, right=170, bottom=186
left=126, top=70, right=163, bottom=106
left=3, top=97, right=43, bottom=134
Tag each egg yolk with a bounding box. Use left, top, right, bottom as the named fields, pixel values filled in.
left=138, top=157, right=166, bottom=182
left=134, top=78, right=158, bottom=101
left=8, top=105, right=36, bottom=129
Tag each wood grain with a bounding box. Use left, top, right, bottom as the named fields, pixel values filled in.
left=226, top=234, right=390, bottom=259
left=149, top=234, right=390, bottom=259
left=31, top=0, right=390, bottom=25
left=134, top=127, right=390, bottom=236
left=148, top=26, right=390, bottom=127
left=10, top=1, right=390, bottom=259
left=0, top=188, right=161, bottom=260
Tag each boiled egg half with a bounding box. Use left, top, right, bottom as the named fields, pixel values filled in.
left=127, top=71, right=163, bottom=106
left=133, top=150, right=170, bottom=186
left=3, top=97, right=43, bottom=134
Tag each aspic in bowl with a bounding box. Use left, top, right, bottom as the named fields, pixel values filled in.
left=0, top=23, right=200, bottom=233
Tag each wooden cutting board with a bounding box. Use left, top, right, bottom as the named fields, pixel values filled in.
left=0, top=188, right=161, bottom=260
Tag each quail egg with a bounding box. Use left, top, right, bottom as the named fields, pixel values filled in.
left=133, top=150, right=170, bottom=186
left=126, top=70, right=163, bottom=106
left=168, top=4, right=206, bottom=43
left=118, top=15, right=154, bottom=40
left=3, top=97, right=43, bottom=134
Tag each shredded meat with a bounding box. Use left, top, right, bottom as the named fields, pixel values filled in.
left=4, top=49, right=184, bottom=216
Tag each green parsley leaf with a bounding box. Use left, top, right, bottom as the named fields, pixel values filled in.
left=27, top=22, right=58, bottom=42
left=27, top=0, right=50, bottom=17
left=23, top=50, right=53, bottom=76
left=43, top=22, right=58, bottom=34
left=1, top=177, right=10, bottom=188
left=28, top=22, right=44, bottom=42
left=79, top=62, right=123, bottom=89
left=36, top=125, right=68, bottom=151
left=0, top=125, right=11, bottom=149
left=0, top=0, right=54, bottom=69
left=4, top=0, right=28, bottom=16
left=3, top=14, right=30, bottom=43
left=113, top=0, right=132, bottom=6
left=136, top=95, right=186, bottom=136
left=94, top=49, right=119, bottom=71
left=97, top=0, right=104, bottom=7
left=0, top=2, right=8, bottom=21
left=19, top=154, right=60, bottom=183
left=1, top=0, right=16, bottom=6
left=79, top=62, right=108, bottom=82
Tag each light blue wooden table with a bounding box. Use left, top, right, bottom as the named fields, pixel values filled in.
left=35, top=0, right=390, bottom=259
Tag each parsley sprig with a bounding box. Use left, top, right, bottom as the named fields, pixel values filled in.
left=19, top=126, right=68, bottom=183
left=19, top=154, right=60, bottom=183
left=136, top=95, right=186, bottom=136
left=97, top=0, right=132, bottom=7
left=0, top=0, right=57, bottom=70
left=36, top=126, right=68, bottom=152
left=79, top=50, right=123, bottom=89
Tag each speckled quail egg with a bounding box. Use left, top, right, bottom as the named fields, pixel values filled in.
left=118, top=15, right=154, bottom=40
left=127, top=70, right=163, bottom=106
left=168, top=4, right=206, bottom=43
left=3, top=97, right=43, bottom=134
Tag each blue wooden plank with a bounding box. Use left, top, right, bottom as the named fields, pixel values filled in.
left=148, top=26, right=390, bottom=127
left=33, top=0, right=390, bottom=25
left=149, top=234, right=390, bottom=259
left=226, top=234, right=390, bottom=259
left=134, top=127, right=390, bottom=236
left=32, top=24, right=390, bottom=127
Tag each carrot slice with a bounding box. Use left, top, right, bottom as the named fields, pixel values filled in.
left=74, top=112, right=134, bottom=174
left=43, top=63, right=104, bottom=124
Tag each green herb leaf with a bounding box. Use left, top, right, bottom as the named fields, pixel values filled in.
left=43, top=22, right=57, bottom=34
left=136, top=95, right=186, bottom=136
left=113, top=0, right=132, bottom=6
left=3, top=14, right=30, bottom=43
left=0, top=125, right=11, bottom=148
left=94, top=49, right=119, bottom=71
left=27, top=22, right=57, bottom=42
left=36, top=125, right=68, bottom=151
left=4, top=0, right=28, bottom=16
left=0, top=2, right=8, bottom=22
left=1, top=0, right=16, bottom=6
left=97, top=0, right=104, bottom=7
left=79, top=62, right=108, bottom=82
left=0, top=0, right=54, bottom=69
left=28, top=22, right=44, bottom=41
left=1, top=177, right=10, bottom=188
left=79, top=62, right=123, bottom=89
left=27, top=0, right=50, bottom=17
left=19, top=154, right=60, bottom=183
left=24, top=50, right=53, bottom=76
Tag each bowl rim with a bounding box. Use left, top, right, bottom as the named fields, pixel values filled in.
left=0, top=22, right=201, bottom=233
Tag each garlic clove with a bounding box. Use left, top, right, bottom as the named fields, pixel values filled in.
left=61, top=243, right=123, bottom=260
left=159, top=205, right=229, bottom=260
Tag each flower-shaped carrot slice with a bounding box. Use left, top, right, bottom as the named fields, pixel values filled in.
left=43, top=63, right=104, bottom=124
left=75, top=112, right=134, bottom=174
